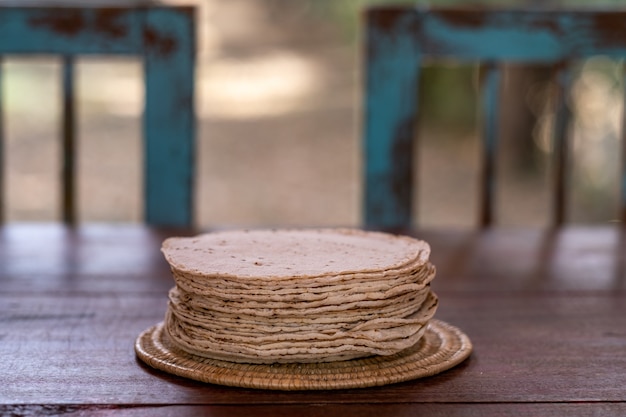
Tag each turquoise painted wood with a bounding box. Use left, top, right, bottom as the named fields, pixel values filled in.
left=0, top=6, right=195, bottom=227
left=364, top=7, right=626, bottom=228
left=143, top=8, right=195, bottom=227
left=364, top=17, right=421, bottom=228
left=0, top=8, right=143, bottom=54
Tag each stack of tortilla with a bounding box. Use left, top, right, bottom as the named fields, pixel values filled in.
left=161, top=228, right=438, bottom=364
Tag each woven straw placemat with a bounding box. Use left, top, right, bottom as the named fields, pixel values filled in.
left=135, top=319, right=472, bottom=390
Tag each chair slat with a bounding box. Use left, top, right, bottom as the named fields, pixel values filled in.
left=0, top=57, right=3, bottom=223
left=621, top=63, right=626, bottom=224
left=61, top=56, right=76, bottom=224
left=363, top=11, right=421, bottom=229
left=479, top=63, right=502, bottom=227
left=552, top=63, right=574, bottom=226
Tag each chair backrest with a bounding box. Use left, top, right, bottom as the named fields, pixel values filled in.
left=0, top=5, right=195, bottom=227
left=363, top=7, right=626, bottom=228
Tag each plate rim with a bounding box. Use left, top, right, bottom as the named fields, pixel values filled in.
left=135, top=318, right=472, bottom=391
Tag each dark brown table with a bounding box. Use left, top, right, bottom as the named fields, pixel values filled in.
left=2, top=224, right=625, bottom=416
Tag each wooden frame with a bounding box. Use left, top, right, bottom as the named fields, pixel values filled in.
left=0, top=6, right=195, bottom=226
left=364, top=7, right=626, bottom=228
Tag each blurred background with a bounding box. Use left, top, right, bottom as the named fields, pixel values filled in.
left=4, top=0, right=626, bottom=228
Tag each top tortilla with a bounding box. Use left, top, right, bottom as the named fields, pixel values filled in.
left=162, top=229, right=430, bottom=280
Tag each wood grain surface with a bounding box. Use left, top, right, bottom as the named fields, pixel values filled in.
left=1, top=224, right=625, bottom=416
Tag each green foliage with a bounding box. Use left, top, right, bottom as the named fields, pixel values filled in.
left=419, top=66, right=477, bottom=132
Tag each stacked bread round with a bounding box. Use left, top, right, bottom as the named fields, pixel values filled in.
left=161, top=229, right=438, bottom=364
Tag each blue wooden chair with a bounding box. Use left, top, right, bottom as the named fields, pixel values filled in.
left=363, top=7, right=626, bottom=228
left=0, top=5, right=195, bottom=227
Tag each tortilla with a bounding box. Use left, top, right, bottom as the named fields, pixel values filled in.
left=161, top=229, right=438, bottom=364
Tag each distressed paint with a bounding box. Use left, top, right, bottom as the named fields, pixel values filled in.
left=423, top=13, right=565, bottom=62
left=368, top=8, right=626, bottom=62
left=0, top=8, right=143, bottom=55
left=144, top=8, right=195, bottom=227
left=364, top=7, right=626, bottom=227
left=364, top=13, right=420, bottom=228
left=0, top=6, right=195, bottom=226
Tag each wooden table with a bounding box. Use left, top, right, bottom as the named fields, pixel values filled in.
left=2, top=224, right=625, bottom=416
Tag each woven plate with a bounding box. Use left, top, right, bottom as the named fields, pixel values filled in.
left=135, top=319, right=472, bottom=390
